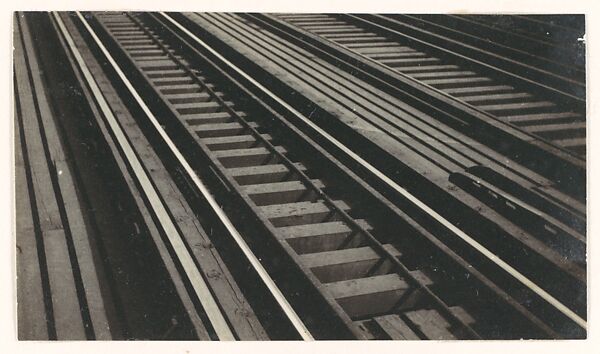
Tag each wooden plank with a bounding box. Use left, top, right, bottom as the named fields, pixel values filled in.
left=404, top=309, right=456, bottom=340
left=205, top=12, right=585, bottom=229
left=398, top=64, right=460, bottom=72
left=213, top=146, right=284, bottom=168
left=422, top=76, right=493, bottom=86
left=410, top=70, right=477, bottom=79
left=14, top=15, right=86, bottom=340
left=302, top=244, right=401, bottom=283
left=556, top=137, right=586, bottom=148
left=191, top=12, right=584, bottom=330
left=461, top=92, right=533, bottom=103
left=14, top=92, right=49, bottom=340
left=382, top=57, right=441, bottom=66
left=302, top=244, right=400, bottom=268
left=312, top=28, right=367, bottom=34
left=443, top=85, right=514, bottom=95
left=370, top=52, right=429, bottom=60
left=202, top=11, right=574, bottom=207
left=63, top=12, right=267, bottom=338
left=504, top=111, right=581, bottom=124
left=478, top=101, right=556, bottom=112
left=278, top=219, right=370, bottom=254
left=260, top=200, right=350, bottom=227
left=228, top=163, right=291, bottom=184
left=174, top=101, right=236, bottom=115
left=326, top=274, right=410, bottom=318
left=523, top=121, right=586, bottom=134
left=61, top=13, right=210, bottom=340
left=345, top=42, right=401, bottom=49
left=63, top=11, right=237, bottom=340
left=374, top=315, right=420, bottom=340
left=243, top=179, right=323, bottom=205
left=324, top=32, right=380, bottom=39
left=22, top=15, right=112, bottom=339
left=358, top=46, right=416, bottom=54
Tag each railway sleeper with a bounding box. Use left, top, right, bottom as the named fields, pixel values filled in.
left=228, top=163, right=306, bottom=185
left=279, top=13, right=586, bottom=158
left=159, top=83, right=217, bottom=94
left=175, top=100, right=236, bottom=114
left=93, top=12, right=484, bottom=339
left=212, top=145, right=286, bottom=168
left=194, top=121, right=260, bottom=138
left=325, top=273, right=432, bottom=319
left=278, top=219, right=372, bottom=254
left=505, top=112, right=582, bottom=126
left=201, top=134, right=273, bottom=150
left=358, top=305, right=476, bottom=340
left=243, top=179, right=325, bottom=205
left=165, top=92, right=226, bottom=104
left=300, top=244, right=402, bottom=283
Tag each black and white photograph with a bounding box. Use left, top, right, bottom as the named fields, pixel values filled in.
left=7, top=3, right=597, bottom=350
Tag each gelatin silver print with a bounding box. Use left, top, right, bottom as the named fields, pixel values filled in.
left=13, top=12, right=586, bottom=340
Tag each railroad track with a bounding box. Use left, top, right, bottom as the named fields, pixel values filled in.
left=208, top=11, right=586, bottom=299
left=394, top=15, right=585, bottom=83
left=88, top=11, right=485, bottom=340
left=52, top=11, right=313, bottom=340
left=185, top=9, right=585, bottom=315
left=92, top=11, right=584, bottom=338
left=270, top=14, right=586, bottom=162
left=15, top=11, right=587, bottom=340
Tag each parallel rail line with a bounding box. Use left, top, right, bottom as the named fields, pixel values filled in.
left=88, top=10, right=482, bottom=339
left=15, top=11, right=587, bottom=340
left=167, top=12, right=586, bottom=332
left=206, top=11, right=586, bottom=309
left=270, top=13, right=586, bottom=175
left=190, top=8, right=585, bottom=306
left=53, top=11, right=240, bottom=340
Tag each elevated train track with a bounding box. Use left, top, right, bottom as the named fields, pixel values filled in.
left=275, top=13, right=586, bottom=155
left=253, top=13, right=586, bottom=198
left=14, top=11, right=587, bottom=340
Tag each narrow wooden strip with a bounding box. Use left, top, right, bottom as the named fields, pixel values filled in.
left=59, top=12, right=236, bottom=340
left=24, top=16, right=112, bottom=339
left=14, top=87, right=49, bottom=340
left=15, top=14, right=86, bottom=340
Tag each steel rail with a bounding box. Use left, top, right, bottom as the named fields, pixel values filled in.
left=359, top=14, right=585, bottom=103
left=71, top=11, right=314, bottom=341
left=51, top=11, right=236, bottom=340
left=161, top=12, right=586, bottom=330
left=395, top=14, right=585, bottom=81
left=139, top=11, right=480, bottom=338
left=223, top=12, right=587, bottom=229
left=258, top=13, right=585, bottom=169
